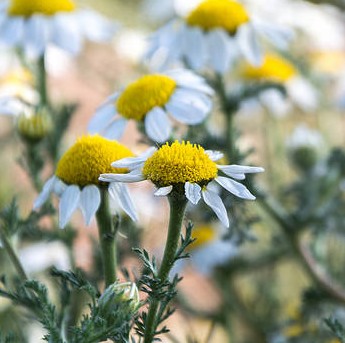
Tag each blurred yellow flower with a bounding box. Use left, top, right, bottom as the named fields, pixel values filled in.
left=241, top=54, right=297, bottom=82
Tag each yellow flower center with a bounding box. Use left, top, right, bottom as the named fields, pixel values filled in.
left=188, top=226, right=216, bottom=251
left=56, top=135, right=134, bottom=187
left=8, top=0, right=76, bottom=16
left=186, top=0, right=249, bottom=34
left=116, top=75, right=176, bottom=121
left=142, top=141, right=218, bottom=187
left=240, top=54, right=297, bottom=82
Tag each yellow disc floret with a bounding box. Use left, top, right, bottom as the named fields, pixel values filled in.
left=241, top=54, right=297, bottom=82
left=116, top=75, right=176, bottom=121
left=186, top=0, right=249, bottom=34
left=188, top=225, right=216, bottom=251
left=8, top=0, right=76, bottom=16
left=56, top=135, right=133, bottom=187
left=142, top=141, right=218, bottom=187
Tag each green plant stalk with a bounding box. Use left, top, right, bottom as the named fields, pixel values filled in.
left=96, top=188, right=118, bottom=287
left=0, top=227, right=28, bottom=281
left=143, top=195, right=188, bottom=343
left=213, top=74, right=239, bottom=163
left=38, top=55, right=48, bottom=107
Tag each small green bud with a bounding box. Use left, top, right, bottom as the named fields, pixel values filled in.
left=286, top=124, right=323, bottom=173
left=17, top=108, right=52, bottom=143
left=290, top=146, right=318, bottom=172
left=98, top=281, right=140, bottom=318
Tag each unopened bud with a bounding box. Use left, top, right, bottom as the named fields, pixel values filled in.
left=98, top=281, right=140, bottom=318
left=17, top=108, right=52, bottom=143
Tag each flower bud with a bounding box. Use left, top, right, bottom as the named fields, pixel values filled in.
left=286, top=124, right=323, bottom=172
left=17, top=108, right=52, bottom=143
left=98, top=281, right=140, bottom=318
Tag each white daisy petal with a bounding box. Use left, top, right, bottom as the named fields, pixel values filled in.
left=108, top=182, right=138, bottom=221
left=170, top=88, right=212, bottom=112
left=237, top=23, right=263, bottom=66
left=24, top=15, right=49, bottom=59
left=166, top=89, right=211, bottom=124
left=88, top=103, right=116, bottom=134
left=77, top=10, right=117, bottom=42
left=217, top=164, right=265, bottom=176
left=53, top=178, right=67, bottom=196
left=33, top=176, right=56, bottom=210
left=79, top=185, right=101, bottom=226
left=99, top=169, right=145, bottom=183
left=185, top=182, right=201, bottom=205
left=202, top=188, right=229, bottom=228
left=154, top=186, right=173, bottom=196
left=165, top=69, right=206, bottom=85
left=182, top=26, right=206, bottom=70
left=59, top=185, right=81, bottom=228
left=205, top=150, right=224, bottom=161
left=103, top=117, right=127, bottom=140
left=206, top=29, right=238, bottom=74
left=111, top=147, right=156, bottom=169
left=166, top=99, right=207, bottom=125
left=1, top=17, right=25, bottom=46
left=215, top=176, right=256, bottom=200
left=51, top=14, right=82, bottom=55
left=144, top=107, right=172, bottom=142
left=252, top=18, right=293, bottom=50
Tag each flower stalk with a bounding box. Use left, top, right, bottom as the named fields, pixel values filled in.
left=96, top=188, right=118, bottom=287
left=144, top=193, right=188, bottom=343
left=0, top=226, right=28, bottom=282
left=37, top=55, right=48, bottom=107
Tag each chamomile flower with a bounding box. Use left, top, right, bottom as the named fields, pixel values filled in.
left=99, top=141, right=264, bottom=228
left=0, top=0, right=116, bottom=59
left=145, top=0, right=292, bottom=73
left=0, top=62, right=38, bottom=116
left=172, top=224, right=238, bottom=275
left=240, top=53, right=318, bottom=115
left=88, top=69, right=213, bottom=143
left=34, top=135, right=137, bottom=228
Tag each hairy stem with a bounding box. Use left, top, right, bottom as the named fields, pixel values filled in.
left=96, top=188, right=118, bottom=287
left=0, top=226, right=28, bottom=281
left=144, top=194, right=188, bottom=343
left=37, top=56, right=48, bottom=107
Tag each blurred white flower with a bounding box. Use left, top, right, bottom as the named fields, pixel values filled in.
left=286, top=124, right=323, bottom=151
left=0, top=0, right=117, bottom=59
left=145, top=0, right=293, bottom=73
left=239, top=53, right=318, bottom=116
left=171, top=224, right=238, bottom=276
left=88, top=69, right=213, bottom=143
left=0, top=53, right=38, bottom=116
left=19, top=241, right=70, bottom=274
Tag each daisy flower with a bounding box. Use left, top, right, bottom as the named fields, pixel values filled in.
left=239, top=53, right=318, bottom=115
left=88, top=69, right=213, bottom=143
left=172, top=224, right=238, bottom=275
left=0, top=61, right=38, bottom=116
left=99, top=141, right=264, bottom=228
left=34, top=135, right=137, bottom=228
left=145, top=0, right=292, bottom=73
left=286, top=124, right=323, bottom=152
left=0, top=0, right=116, bottom=59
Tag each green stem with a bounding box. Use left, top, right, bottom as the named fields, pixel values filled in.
left=96, top=188, right=118, bottom=287
left=259, top=195, right=345, bottom=305
left=143, top=194, right=188, bottom=343
left=0, top=227, right=28, bottom=281
left=37, top=55, right=49, bottom=107
left=213, top=74, right=239, bottom=163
